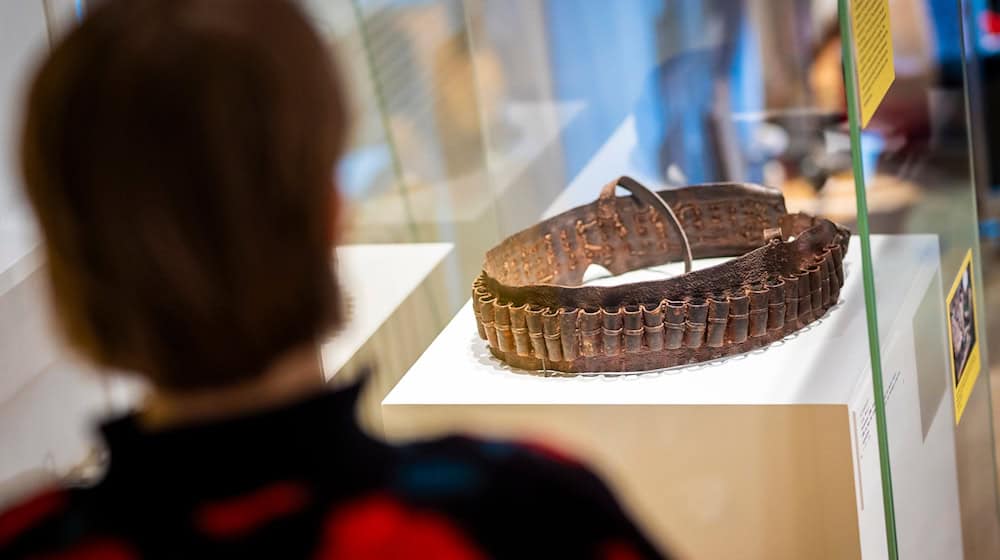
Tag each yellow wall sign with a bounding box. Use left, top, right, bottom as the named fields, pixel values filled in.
left=948, top=250, right=981, bottom=423
left=849, top=0, right=895, bottom=127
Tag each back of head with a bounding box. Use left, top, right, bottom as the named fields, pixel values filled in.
left=21, top=0, right=348, bottom=390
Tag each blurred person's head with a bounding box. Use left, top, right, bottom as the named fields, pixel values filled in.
left=20, top=0, right=349, bottom=392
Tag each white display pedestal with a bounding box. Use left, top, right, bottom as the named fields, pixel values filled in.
left=320, top=243, right=454, bottom=432
left=383, top=234, right=962, bottom=559
left=321, top=243, right=454, bottom=378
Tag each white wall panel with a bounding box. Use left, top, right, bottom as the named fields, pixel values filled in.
left=0, top=1, right=110, bottom=506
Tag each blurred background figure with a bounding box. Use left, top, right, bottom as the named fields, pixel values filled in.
left=0, top=1, right=667, bottom=557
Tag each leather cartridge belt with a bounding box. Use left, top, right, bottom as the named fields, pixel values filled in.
left=472, top=177, right=850, bottom=374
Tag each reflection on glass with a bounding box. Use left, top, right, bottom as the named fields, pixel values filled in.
left=296, top=0, right=1000, bottom=556
left=846, top=0, right=1000, bottom=557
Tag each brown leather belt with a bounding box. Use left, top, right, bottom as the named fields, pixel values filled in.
left=472, top=177, right=850, bottom=374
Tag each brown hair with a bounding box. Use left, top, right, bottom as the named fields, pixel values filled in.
left=20, top=0, right=349, bottom=389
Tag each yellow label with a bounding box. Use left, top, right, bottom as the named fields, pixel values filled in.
left=948, top=250, right=981, bottom=423
left=850, top=0, right=895, bottom=127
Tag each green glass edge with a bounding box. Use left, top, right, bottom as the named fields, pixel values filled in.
left=837, top=2, right=900, bottom=558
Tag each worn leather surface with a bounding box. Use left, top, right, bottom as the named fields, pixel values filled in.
left=473, top=177, right=851, bottom=374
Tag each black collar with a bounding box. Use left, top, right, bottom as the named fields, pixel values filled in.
left=97, top=381, right=378, bottom=495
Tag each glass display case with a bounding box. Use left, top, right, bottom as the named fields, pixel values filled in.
left=295, top=0, right=1000, bottom=558
left=840, top=0, right=1000, bottom=557
left=302, top=1, right=1000, bottom=558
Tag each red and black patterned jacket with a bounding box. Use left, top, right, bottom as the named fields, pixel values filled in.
left=0, top=382, right=668, bottom=559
